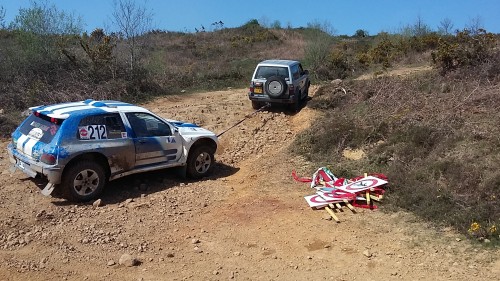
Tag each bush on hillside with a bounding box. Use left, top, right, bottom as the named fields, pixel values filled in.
left=293, top=57, right=500, bottom=240
left=432, top=29, right=496, bottom=74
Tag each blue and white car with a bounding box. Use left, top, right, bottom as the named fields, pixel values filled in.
left=7, top=100, right=218, bottom=201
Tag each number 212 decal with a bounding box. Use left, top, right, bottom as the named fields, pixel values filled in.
left=79, top=125, right=107, bottom=140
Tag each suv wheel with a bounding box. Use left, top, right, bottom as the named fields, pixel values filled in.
left=304, top=82, right=310, bottom=99
left=61, top=161, right=106, bottom=202
left=251, top=101, right=262, bottom=110
left=186, top=145, right=214, bottom=179
left=265, top=76, right=287, bottom=98
left=291, top=91, right=302, bottom=112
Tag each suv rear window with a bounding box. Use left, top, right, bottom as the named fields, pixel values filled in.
left=19, top=114, right=61, bottom=144
left=254, top=66, right=289, bottom=79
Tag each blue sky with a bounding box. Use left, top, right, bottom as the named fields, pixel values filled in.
left=2, top=0, right=499, bottom=35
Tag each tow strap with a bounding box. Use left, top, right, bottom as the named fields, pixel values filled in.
left=216, top=103, right=270, bottom=137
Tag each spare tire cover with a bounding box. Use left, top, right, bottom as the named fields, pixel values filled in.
left=265, top=76, right=287, bottom=98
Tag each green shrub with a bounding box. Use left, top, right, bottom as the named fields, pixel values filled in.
left=432, top=29, right=496, bottom=74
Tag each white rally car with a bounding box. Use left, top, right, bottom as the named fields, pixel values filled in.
left=7, top=100, right=218, bottom=202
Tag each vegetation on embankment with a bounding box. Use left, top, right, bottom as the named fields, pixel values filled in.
left=293, top=30, right=500, bottom=243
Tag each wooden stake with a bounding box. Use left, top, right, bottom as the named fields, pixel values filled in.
left=325, top=207, right=340, bottom=223
left=363, top=173, right=370, bottom=203
left=328, top=203, right=341, bottom=212
left=343, top=199, right=356, bottom=213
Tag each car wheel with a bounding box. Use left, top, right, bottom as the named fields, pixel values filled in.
left=61, top=161, right=106, bottom=202
left=265, top=76, right=287, bottom=98
left=251, top=100, right=262, bottom=110
left=291, top=91, right=302, bottom=112
left=186, top=145, right=214, bottom=179
left=303, top=82, right=310, bottom=100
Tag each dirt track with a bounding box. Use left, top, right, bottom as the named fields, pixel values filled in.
left=1, top=88, right=499, bottom=281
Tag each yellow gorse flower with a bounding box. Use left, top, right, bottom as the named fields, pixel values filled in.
left=489, top=225, right=497, bottom=234
left=468, top=222, right=480, bottom=232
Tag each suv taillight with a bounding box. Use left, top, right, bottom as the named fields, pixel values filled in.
left=41, top=153, right=57, bottom=165
left=288, top=84, right=295, bottom=95
left=249, top=82, right=254, bottom=93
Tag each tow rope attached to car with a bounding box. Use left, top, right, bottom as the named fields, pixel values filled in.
left=216, top=103, right=271, bottom=137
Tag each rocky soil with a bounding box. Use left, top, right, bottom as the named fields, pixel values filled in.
left=0, top=87, right=499, bottom=281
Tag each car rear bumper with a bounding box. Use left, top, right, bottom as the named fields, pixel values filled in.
left=248, top=93, right=295, bottom=104
left=7, top=143, right=63, bottom=184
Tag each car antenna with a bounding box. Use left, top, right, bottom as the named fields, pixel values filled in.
left=216, top=103, right=270, bottom=138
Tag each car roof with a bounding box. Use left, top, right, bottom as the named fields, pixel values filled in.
left=258, top=60, right=299, bottom=67
left=30, top=100, right=151, bottom=119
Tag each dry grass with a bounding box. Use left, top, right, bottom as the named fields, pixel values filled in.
left=293, top=61, right=500, bottom=240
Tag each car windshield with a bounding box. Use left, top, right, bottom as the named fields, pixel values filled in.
left=19, top=114, right=61, bottom=144
left=254, top=66, right=289, bottom=79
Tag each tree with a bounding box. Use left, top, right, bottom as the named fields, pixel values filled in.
left=258, top=15, right=270, bottom=28
left=354, top=29, right=369, bottom=38
left=79, top=28, right=116, bottom=79
left=111, top=0, right=153, bottom=73
left=211, top=20, right=224, bottom=31
left=8, top=1, right=83, bottom=68
left=270, top=20, right=281, bottom=29
left=412, top=15, right=431, bottom=36
left=10, top=1, right=82, bottom=35
left=438, top=18, right=454, bottom=35
left=0, top=6, right=6, bottom=29
left=307, top=19, right=337, bottom=35
left=466, top=16, right=484, bottom=35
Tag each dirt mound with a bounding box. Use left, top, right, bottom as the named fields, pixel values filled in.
left=0, top=88, right=498, bottom=280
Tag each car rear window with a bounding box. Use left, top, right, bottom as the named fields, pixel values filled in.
left=19, top=114, right=61, bottom=144
left=254, top=66, right=289, bottom=79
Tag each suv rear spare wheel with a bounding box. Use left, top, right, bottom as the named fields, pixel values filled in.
left=265, top=76, right=287, bottom=98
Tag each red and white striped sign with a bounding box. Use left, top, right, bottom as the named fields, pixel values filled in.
left=334, top=176, right=387, bottom=194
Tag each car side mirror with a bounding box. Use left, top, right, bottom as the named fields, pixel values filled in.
left=303, top=70, right=309, bottom=75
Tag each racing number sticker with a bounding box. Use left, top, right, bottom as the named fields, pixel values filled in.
left=79, top=125, right=107, bottom=140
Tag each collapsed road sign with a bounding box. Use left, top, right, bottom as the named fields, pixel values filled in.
left=293, top=167, right=388, bottom=222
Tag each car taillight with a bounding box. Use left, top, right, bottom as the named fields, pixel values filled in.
left=289, top=84, right=295, bottom=95
left=249, top=82, right=254, bottom=93
left=41, top=153, right=57, bottom=165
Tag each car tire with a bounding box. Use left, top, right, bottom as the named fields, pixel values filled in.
left=186, top=145, right=214, bottom=179
left=291, top=91, right=302, bottom=112
left=251, top=100, right=262, bottom=110
left=61, top=161, right=106, bottom=202
left=265, top=76, right=287, bottom=98
left=303, top=81, right=310, bottom=99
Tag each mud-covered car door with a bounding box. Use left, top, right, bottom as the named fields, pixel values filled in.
left=77, top=113, right=135, bottom=175
left=125, top=112, right=183, bottom=167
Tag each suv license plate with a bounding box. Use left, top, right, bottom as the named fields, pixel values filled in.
left=254, top=87, right=262, bottom=94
